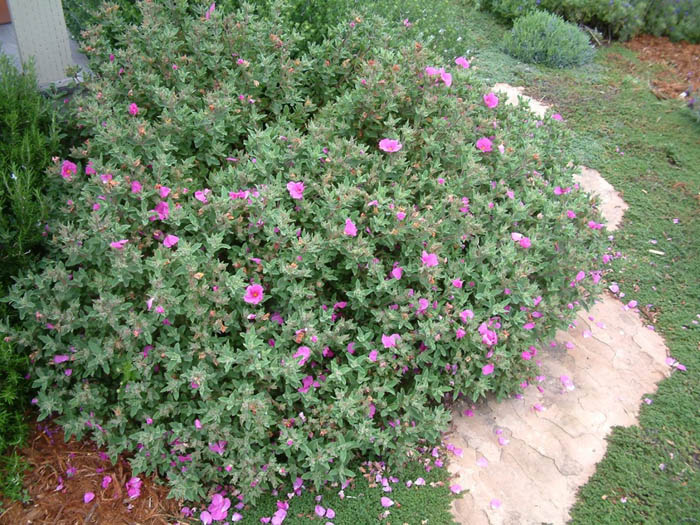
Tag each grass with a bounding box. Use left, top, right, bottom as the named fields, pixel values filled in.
left=224, top=461, right=457, bottom=524
left=529, top=46, right=700, bottom=523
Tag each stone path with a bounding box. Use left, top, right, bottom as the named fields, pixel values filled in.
left=447, top=85, right=669, bottom=525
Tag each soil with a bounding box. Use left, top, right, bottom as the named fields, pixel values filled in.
left=0, top=422, right=182, bottom=525
left=625, top=34, right=700, bottom=99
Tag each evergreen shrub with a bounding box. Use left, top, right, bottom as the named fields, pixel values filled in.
left=503, top=10, right=595, bottom=68
left=6, top=1, right=610, bottom=502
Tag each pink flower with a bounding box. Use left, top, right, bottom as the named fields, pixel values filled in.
left=425, top=66, right=439, bottom=76
left=110, top=239, right=129, bottom=250
left=369, top=403, right=376, bottom=418
left=575, top=270, right=586, bottom=282
left=460, top=309, right=474, bottom=322
left=523, top=322, right=535, bottom=330
left=85, top=162, right=96, bottom=175
left=391, top=266, right=403, bottom=279
left=287, top=181, right=305, bottom=199
left=129, top=103, right=139, bottom=116
left=200, top=511, right=213, bottom=525
left=244, top=283, right=264, bottom=304
left=369, top=350, right=378, bottom=362
left=101, top=475, right=112, bottom=489
left=194, top=189, right=210, bottom=203
left=315, top=505, right=326, bottom=517
left=150, top=201, right=170, bottom=221
left=84, top=492, right=95, bottom=503
left=456, top=328, right=466, bottom=339
left=209, top=440, right=227, bottom=454
left=163, top=235, right=179, bottom=248
left=159, top=186, right=171, bottom=198
left=566, top=210, right=576, bottom=219
left=126, top=477, right=142, bottom=499
left=382, top=333, right=400, bottom=348
left=131, top=181, right=142, bottom=193
left=195, top=419, right=202, bottom=429
left=208, top=494, right=231, bottom=521
left=476, top=137, right=493, bottom=152
left=483, top=92, right=499, bottom=108
left=440, top=71, right=452, bottom=87
left=61, top=160, right=77, bottom=180
left=552, top=113, right=563, bottom=121
left=344, top=218, right=357, bottom=236
left=396, top=211, right=406, bottom=221
left=455, top=56, right=470, bottom=68
left=421, top=251, right=438, bottom=267
left=450, top=484, right=462, bottom=494
left=294, top=346, right=311, bottom=366
left=452, top=278, right=463, bottom=288
left=482, top=363, right=494, bottom=375
left=519, top=237, right=531, bottom=249
left=378, top=138, right=402, bottom=153
left=54, top=355, right=70, bottom=365
left=204, top=2, right=215, bottom=19
left=380, top=497, right=394, bottom=508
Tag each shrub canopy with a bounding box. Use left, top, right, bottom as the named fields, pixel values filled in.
left=7, top=2, right=608, bottom=502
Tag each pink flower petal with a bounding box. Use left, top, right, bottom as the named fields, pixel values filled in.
left=380, top=496, right=394, bottom=507
left=84, top=492, right=95, bottom=503
left=490, top=498, right=501, bottom=509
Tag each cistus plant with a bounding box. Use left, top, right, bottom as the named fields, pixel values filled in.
left=503, top=10, right=596, bottom=68
left=6, top=1, right=609, bottom=504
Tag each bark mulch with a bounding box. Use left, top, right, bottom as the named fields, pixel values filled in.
left=625, top=34, right=700, bottom=99
left=0, top=421, right=183, bottom=525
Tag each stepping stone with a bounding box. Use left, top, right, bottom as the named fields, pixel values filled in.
left=448, top=86, right=659, bottom=524
left=448, top=296, right=669, bottom=525
left=491, top=83, right=551, bottom=119
left=573, top=166, right=628, bottom=231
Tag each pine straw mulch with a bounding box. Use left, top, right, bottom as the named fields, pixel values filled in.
left=0, top=421, right=183, bottom=525
left=624, top=34, right=700, bottom=99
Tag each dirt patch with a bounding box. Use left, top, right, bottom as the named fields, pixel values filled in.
left=625, top=35, right=700, bottom=99
left=0, top=422, right=181, bottom=525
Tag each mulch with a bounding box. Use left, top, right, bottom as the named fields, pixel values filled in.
left=624, top=34, right=700, bottom=99
left=0, top=421, right=183, bottom=525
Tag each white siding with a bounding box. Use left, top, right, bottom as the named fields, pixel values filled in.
left=8, top=0, right=74, bottom=86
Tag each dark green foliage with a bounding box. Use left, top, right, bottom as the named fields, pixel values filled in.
left=0, top=55, right=66, bottom=506
left=0, top=55, right=62, bottom=283
left=503, top=11, right=595, bottom=68
left=0, top=332, right=31, bottom=505
left=482, top=0, right=700, bottom=43
left=641, top=0, right=700, bottom=43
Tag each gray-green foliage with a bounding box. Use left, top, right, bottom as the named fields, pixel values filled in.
left=503, top=10, right=595, bottom=68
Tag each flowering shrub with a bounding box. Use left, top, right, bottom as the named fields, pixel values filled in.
left=483, top=0, right=647, bottom=41
left=503, top=11, right=595, bottom=68
left=644, top=0, right=700, bottom=43
left=6, top=1, right=609, bottom=503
